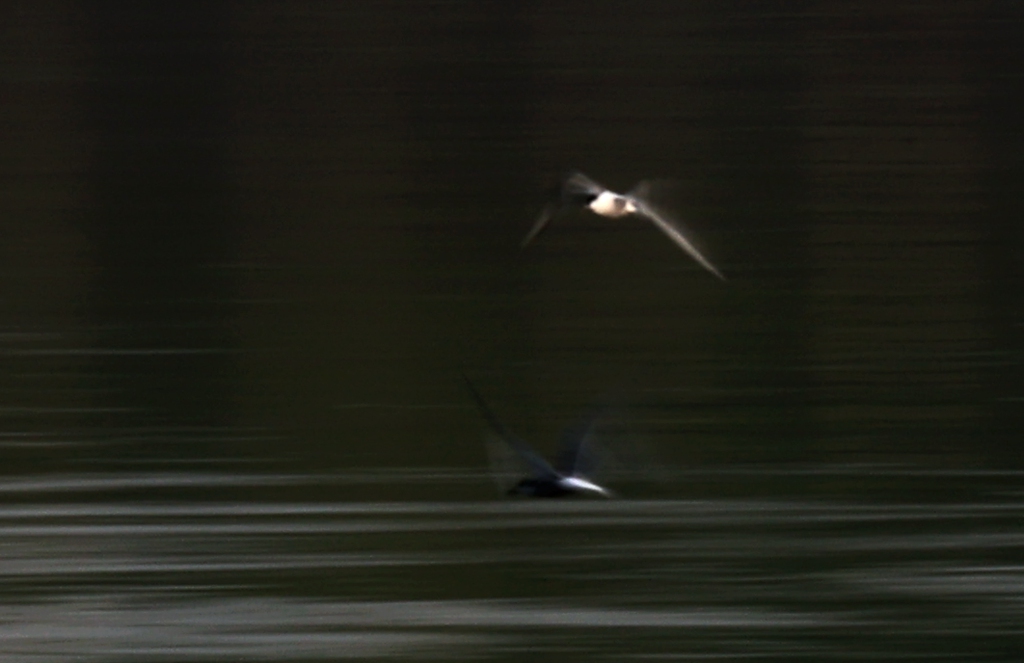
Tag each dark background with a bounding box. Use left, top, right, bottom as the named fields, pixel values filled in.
left=3, top=1, right=1020, bottom=474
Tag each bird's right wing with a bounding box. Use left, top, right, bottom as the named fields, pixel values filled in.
left=462, top=375, right=557, bottom=479
left=633, top=197, right=726, bottom=281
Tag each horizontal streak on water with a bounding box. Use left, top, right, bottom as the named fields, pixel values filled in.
left=0, top=469, right=1020, bottom=661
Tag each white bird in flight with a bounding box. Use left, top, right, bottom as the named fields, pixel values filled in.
left=522, top=171, right=726, bottom=281
left=463, top=375, right=612, bottom=498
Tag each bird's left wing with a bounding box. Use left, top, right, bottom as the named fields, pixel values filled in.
left=522, top=171, right=605, bottom=248
left=521, top=202, right=558, bottom=248
left=561, top=171, right=605, bottom=199
left=462, top=376, right=557, bottom=479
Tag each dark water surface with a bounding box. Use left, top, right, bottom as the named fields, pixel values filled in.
left=1, top=469, right=1023, bottom=661
left=2, top=2, right=1023, bottom=660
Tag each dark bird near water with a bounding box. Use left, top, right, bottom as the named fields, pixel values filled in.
left=463, top=376, right=611, bottom=498
left=521, top=170, right=726, bottom=281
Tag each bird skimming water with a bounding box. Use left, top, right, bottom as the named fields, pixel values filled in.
left=522, top=171, right=726, bottom=281
left=463, top=376, right=611, bottom=498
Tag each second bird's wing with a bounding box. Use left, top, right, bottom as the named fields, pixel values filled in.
left=462, top=376, right=558, bottom=479
left=555, top=405, right=605, bottom=479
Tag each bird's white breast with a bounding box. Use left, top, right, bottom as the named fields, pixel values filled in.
left=558, top=476, right=611, bottom=496
left=589, top=191, right=636, bottom=218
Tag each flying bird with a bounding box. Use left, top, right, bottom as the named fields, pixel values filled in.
left=463, top=376, right=611, bottom=498
left=522, top=171, right=726, bottom=281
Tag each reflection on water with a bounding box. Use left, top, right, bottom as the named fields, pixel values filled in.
left=1, top=469, right=1021, bottom=661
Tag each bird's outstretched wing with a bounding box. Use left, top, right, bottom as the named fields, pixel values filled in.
left=555, top=404, right=605, bottom=479
left=521, top=202, right=558, bottom=248
left=462, top=375, right=557, bottom=479
left=560, top=170, right=605, bottom=200
left=485, top=433, right=530, bottom=493
left=521, top=171, right=606, bottom=248
left=631, top=194, right=726, bottom=281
